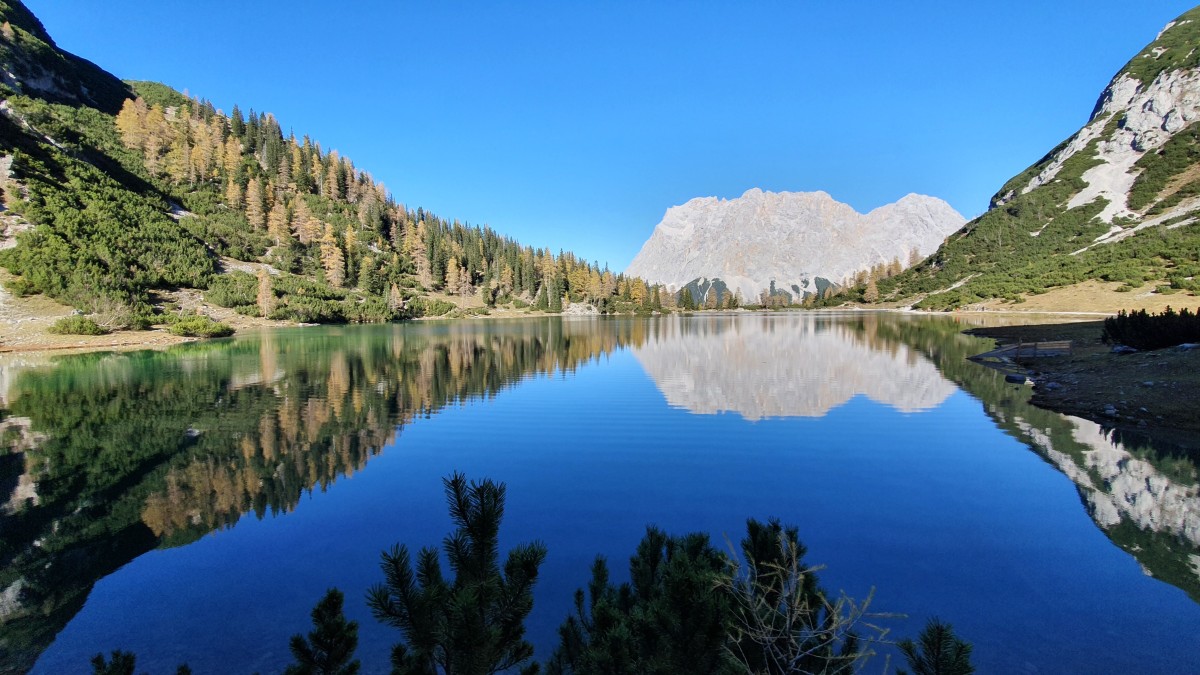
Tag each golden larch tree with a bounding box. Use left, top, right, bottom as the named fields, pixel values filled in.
left=320, top=223, right=345, bottom=287
left=245, top=177, right=266, bottom=230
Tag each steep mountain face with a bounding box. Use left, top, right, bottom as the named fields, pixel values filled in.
left=0, top=1, right=130, bottom=113
left=891, top=7, right=1200, bottom=310
left=625, top=188, right=964, bottom=302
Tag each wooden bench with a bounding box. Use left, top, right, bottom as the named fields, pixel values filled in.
left=1011, top=340, right=1073, bottom=358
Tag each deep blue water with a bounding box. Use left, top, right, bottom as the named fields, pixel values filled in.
left=6, top=314, right=1199, bottom=673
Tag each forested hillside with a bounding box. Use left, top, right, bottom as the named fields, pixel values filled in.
left=0, top=0, right=663, bottom=333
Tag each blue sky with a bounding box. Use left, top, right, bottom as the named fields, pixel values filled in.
left=23, top=1, right=1199, bottom=270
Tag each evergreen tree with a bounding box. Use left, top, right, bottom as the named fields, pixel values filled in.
left=548, top=278, right=563, bottom=312
left=547, top=527, right=735, bottom=675
left=230, top=104, right=245, bottom=138
left=680, top=288, right=696, bottom=311
left=285, top=588, right=361, bottom=675
left=367, top=473, right=547, bottom=675
left=897, top=618, right=974, bottom=675
left=90, top=651, right=136, bottom=675
left=725, top=519, right=875, bottom=674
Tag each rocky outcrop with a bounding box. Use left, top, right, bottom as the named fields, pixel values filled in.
left=625, top=189, right=964, bottom=301
left=0, top=1, right=132, bottom=113
left=1004, top=67, right=1200, bottom=226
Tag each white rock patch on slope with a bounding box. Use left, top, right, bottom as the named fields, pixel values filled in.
left=1020, top=70, right=1200, bottom=223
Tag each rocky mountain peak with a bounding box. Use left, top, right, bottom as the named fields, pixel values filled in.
left=625, top=189, right=964, bottom=301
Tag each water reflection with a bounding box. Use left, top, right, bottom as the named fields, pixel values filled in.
left=633, top=313, right=956, bottom=419
left=891, top=316, right=1200, bottom=603
left=1004, top=410, right=1200, bottom=598
left=0, top=319, right=642, bottom=674
left=0, top=315, right=1197, bottom=673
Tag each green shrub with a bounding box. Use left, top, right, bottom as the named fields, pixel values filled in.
left=3, top=276, right=37, bottom=297
left=167, top=315, right=234, bottom=338
left=205, top=271, right=257, bottom=308
left=340, top=296, right=395, bottom=323
left=1103, top=307, right=1200, bottom=350
left=47, top=315, right=108, bottom=335
left=410, top=297, right=454, bottom=317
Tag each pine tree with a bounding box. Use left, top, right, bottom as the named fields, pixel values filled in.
left=549, top=278, right=563, bottom=312
left=547, top=527, right=732, bottom=675
left=367, top=473, right=546, bottom=675
left=90, top=651, right=136, bottom=675
left=724, top=519, right=878, bottom=675
left=357, top=255, right=377, bottom=293
left=898, top=618, right=974, bottom=675
left=680, top=288, right=696, bottom=310
left=285, top=588, right=360, bottom=675
left=230, top=104, right=245, bottom=138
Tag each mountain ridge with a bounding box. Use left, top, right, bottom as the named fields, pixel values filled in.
left=626, top=188, right=965, bottom=303
left=880, top=7, right=1200, bottom=310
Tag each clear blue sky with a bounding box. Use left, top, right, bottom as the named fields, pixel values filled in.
left=23, top=1, right=1200, bottom=271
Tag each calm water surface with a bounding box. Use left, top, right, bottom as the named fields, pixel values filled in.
left=2, top=314, right=1198, bottom=673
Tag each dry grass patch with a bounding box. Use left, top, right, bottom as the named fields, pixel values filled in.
left=968, top=280, right=1200, bottom=314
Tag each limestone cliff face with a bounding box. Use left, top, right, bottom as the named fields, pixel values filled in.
left=625, top=189, right=964, bottom=301
left=998, top=59, right=1200, bottom=233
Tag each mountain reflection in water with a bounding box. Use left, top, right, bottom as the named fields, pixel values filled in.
left=0, top=314, right=1196, bottom=673
left=633, top=313, right=956, bottom=419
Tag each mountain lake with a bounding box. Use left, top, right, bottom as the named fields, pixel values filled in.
left=2, top=313, right=1198, bottom=674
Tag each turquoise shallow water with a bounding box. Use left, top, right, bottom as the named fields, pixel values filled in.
left=4, top=314, right=1198, bottom=673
